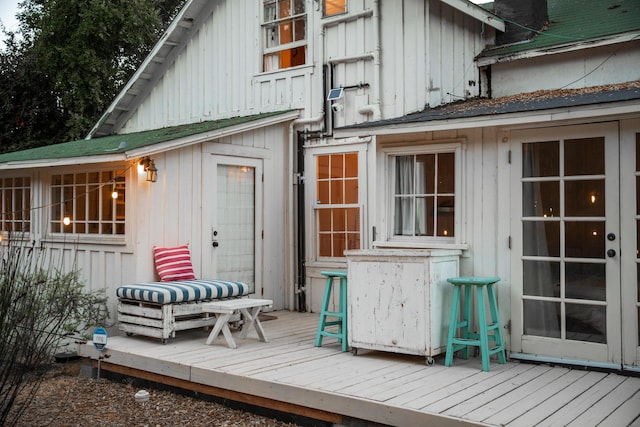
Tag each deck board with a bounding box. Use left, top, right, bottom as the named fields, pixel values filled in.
left=78, top=310, right=640, bottom=427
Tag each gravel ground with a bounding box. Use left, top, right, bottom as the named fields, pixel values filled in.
left=10, top=361, right=302, bottom=427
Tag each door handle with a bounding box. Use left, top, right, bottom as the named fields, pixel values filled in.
left=212, top=229, right=219, bottom=247
left=606, top=249, right=616, bottom=258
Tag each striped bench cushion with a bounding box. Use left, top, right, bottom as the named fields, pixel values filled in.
left=116, top=280, right=249, bottom=304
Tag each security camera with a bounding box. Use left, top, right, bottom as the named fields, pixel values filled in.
left=331, top=102, right=344, bottom=113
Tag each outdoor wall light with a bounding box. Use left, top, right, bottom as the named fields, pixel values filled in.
left=139, top=157, right=158, bottom=183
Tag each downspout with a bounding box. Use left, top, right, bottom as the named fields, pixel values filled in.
left=289, top=114, right=323, bottom=312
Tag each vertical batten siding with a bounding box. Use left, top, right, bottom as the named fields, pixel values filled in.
left=122, top=0, right=311, bottom=134
left=375, top=0, right=484, bottom=117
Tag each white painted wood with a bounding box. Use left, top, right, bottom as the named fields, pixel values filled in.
left=346, top=249, right=460, bottom=358
left=77, top=311, right=640, bottom=427
left=202, top=299, right=273, bottom=347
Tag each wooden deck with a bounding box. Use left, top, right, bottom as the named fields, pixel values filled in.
left=78, top=310, right=640, bottom=427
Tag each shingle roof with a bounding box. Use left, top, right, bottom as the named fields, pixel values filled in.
left=0, top=111, right=293, bottom=164
left=339, top=82, right=640, bottom=130
left=481, top=0, right=640, bottom=58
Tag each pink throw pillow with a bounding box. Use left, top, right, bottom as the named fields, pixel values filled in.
left=153, top=244, right=197, bottom=282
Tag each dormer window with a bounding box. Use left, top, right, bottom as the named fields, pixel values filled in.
left=262, top=0, right=306, bottom=72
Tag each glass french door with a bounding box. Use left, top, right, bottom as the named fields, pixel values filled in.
left=510, top=122, right=640, bottom=368
left=203, top=155, right=263, bottom=295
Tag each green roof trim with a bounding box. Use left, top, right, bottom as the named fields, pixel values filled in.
left=481, top=0, right=640, bottom=57
left=0, top=111, right=293, bottom=164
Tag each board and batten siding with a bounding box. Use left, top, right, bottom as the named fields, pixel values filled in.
left=12, top=123, right=290, bottom=329
left=122, top=0, right=489, bottom=134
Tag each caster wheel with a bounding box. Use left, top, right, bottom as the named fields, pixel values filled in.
left=126, top=332, right=134, bottom=337
left=351, top=347, right=358, bottom=356
left=426, top=357, right=435, bottom=366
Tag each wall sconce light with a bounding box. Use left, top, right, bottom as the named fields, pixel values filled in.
left=139, top=157, right=158, bottom=183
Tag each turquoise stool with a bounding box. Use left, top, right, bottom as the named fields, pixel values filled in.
left=445, top=276, right=506, bottom=371
left=315, top=270, right=348, bottom=352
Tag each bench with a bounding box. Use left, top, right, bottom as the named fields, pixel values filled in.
left=202, top=298, right=273, bottom=348
left=116, top=279, right=249, bottom=343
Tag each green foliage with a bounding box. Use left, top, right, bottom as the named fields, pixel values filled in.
left=0, top=240, right=109, bottom=426
left=0, top=0, right=186, bottom=152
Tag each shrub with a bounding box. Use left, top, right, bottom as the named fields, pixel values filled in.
left=0, top=239, right=109, bottom=426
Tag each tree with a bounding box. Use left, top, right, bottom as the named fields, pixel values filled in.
left=0, top=239, right=109, bottom=426
left=0, top=0, right=185, bottom=152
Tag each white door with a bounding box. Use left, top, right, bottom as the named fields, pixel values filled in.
left=621, top=119, right=640, bottom=370
left=203, top=155, right=263, bottom=296
left=510, top=122, right=630, bottom=367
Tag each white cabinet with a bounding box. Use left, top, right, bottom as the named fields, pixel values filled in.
left=345, top=249, right=460, bottom=362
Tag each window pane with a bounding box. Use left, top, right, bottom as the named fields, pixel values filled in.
left=565, top=138, right=604, bottom=176
left=345, top=153, right=357, bottom=178
left=523, top=220, right=560, bottom=257
left=565, top=262, right=605, bottom=301
left=566, top=303, right=606, bottom=343
left=294, top=0, right=305, bottom=14
left=319, top=234, right=330, bottom=257
left=324, top=0, right=346, bottom=15
left=523, top=181, right=559, bottom=217
left=416, top=154, right=434, bottom=194
left=330, top=180, right=343, bottom=204
left=333, top=208, right=346, bottom=231
left=437, top=196, right=454, bottom=237
left=279, top=21, right=293, bottom=44
left=524, top=299, right=560, bottom=338
left=523, top=260, right=560, bottom=297
left=330, top=154, right=343, bottom=178
left=394, top=197, right=413, bottom=235
left=318, top=155, right=329, bottom=179
left=317, top=181, right=329, bottom=204
left=565, top=221, right=604, bottom=259
left=344, top=179, right=357, bottom=204
left=523, top=141, right=559, bottom=177
left=294, top=18, right=305, bottom=41
left=279, top=0, right=290, bottom=17
left=396, top=156, right=414, bottom=195
left=438, top=153, right=455, bottom=193
left=346, top=208, right=359, bottom=232
left=564, top=180, right=604, bottom=217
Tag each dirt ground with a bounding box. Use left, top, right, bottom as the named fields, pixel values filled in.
left=9, top=360, right=303, bottom=427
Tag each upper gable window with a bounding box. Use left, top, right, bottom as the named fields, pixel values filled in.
left=50, top=170, right=126, bottom=236
left=262, top=0, right=306, bottom=72
left=324, top=0, right=346, bottom=16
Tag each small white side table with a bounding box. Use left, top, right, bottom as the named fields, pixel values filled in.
left=202, top=298, right=273, bottom=348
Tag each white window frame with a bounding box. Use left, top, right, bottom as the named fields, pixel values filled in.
left=308, top=143, right=368, bottom=264
left=376, top=140, right=466, bottom=249
left=261, top=0, right=307, bottom=72
left=44, top=166, right=130, bottom=245
left=0, top=174, right=32, bottom=240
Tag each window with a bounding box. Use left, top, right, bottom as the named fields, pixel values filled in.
left=262, top=0, right=306, bottom=71
left=383, top=142, right=462, bottom=246
left=316, top=153, right=360, bottom=258
left=50, top=171, right=126, bottom=235
left=324, top=0, right=346, bottom=16
left=0, top=177, right=31, bottom=234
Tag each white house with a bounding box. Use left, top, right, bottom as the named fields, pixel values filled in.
left=0, top=0, right=638, bottom=371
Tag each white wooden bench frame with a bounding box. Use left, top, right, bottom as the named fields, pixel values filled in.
left=117, top=298, right=243, bottom=343
left=202, top=299, right=273, bottom=348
